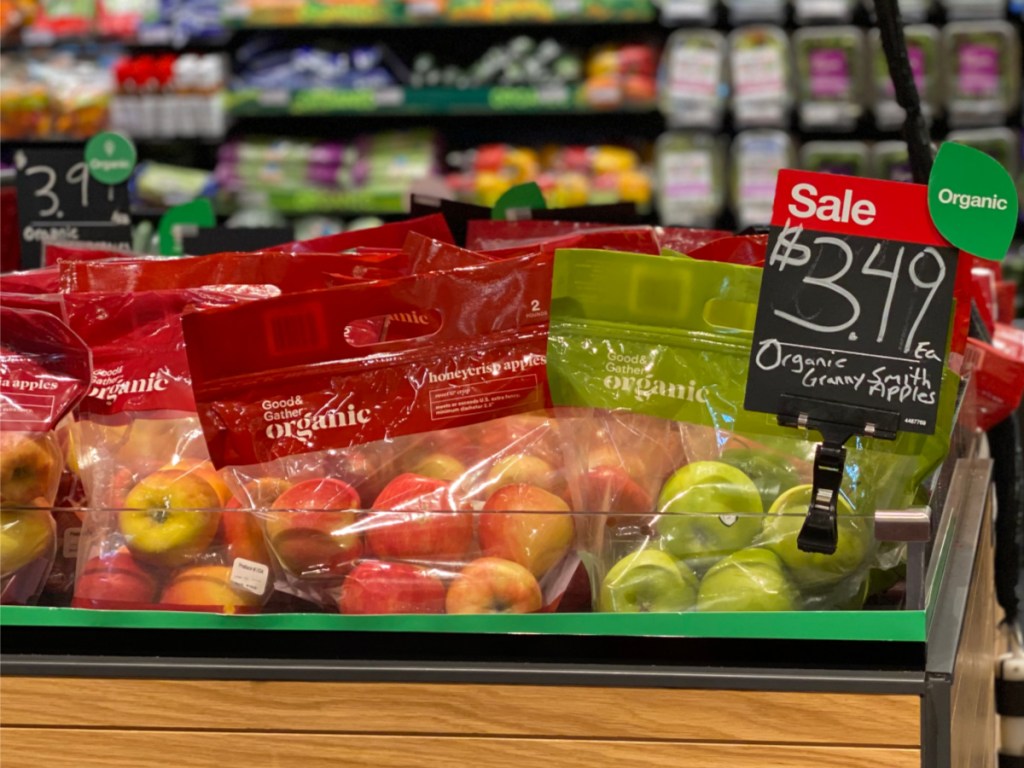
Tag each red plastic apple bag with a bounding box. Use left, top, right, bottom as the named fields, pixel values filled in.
left=466, top=220, right=661, bottom=257
left=547, top=248, right=960, bottom=613
left=59, top=232, right=491, bottom=348
left=0, top=305, right=91, bottom=604
left=183, top=253, right=580, bottom=614
left=0, top=293, right=91, bottom=601
left=43, top=242, right=139, bottom=267
left=58, top=251, right=399, bottom=294
left=0, top=267, right=61, bottom=295
left=66, top=286, right=280, bottom=613
left=268, top=213, right=454, bottom=254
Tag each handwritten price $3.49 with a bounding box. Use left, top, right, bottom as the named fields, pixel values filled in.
left=768, top=221, right=948, bottom=355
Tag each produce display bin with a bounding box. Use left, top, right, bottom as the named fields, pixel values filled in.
left=0, top=431, right=997, bottom=768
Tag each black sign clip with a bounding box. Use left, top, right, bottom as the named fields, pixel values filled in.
left=777, top=395, right=900, bottom=555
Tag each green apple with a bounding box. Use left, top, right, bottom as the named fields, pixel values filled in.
left=720, top=448, right=801, bottom=513
left=599, top=548, right=698, bottom=613
left=835, top=575, right=871, bottom=610
left=762, top=485, right=871, bottom=591
left=867, top=559, right=905, bottom=598
left=655, top=461, right=764, bottom=572
left=696, top=548, right=799, bottom=612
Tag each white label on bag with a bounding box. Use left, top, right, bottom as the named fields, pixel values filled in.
left=660, top=149, right=717, bottom=225
left=795, top=0, right=850, bottom=20
left=663, top=150, right=713, bottom=202
left=732, top=47, right=785, bottom=100
left=738, top=147, right=788, bottom=226
left=671, top=49, right=721, bottom=97
left=663, top=0, right=714, bottom=21
left=63, top=527, right=81, bottom=559
left=802, top=102, right=851, bottom=127
left=736, top=101, right=787, bottom=127
left=669, top=103, right=717, bottom=128
left=231, top=558, right=270, bottom=595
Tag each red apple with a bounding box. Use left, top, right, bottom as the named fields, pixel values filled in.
left=219, top=508, right=272, bottom=566
left=108, top=465, right=136, bottom=508
left=366, top=473, right=474, bottom=562
left=480, top=484, right=574, bottom=578
left=339, top=560, right=446, bottom=615
left=581, top=466, right=653, bottom=515
left=587, top=445, right=648, bottom=481
left=265, top=478, right=362, bottom=578
left=46, top=508, right=82, bottom=594
left=74, top=549, right=159, bottom=607
left=446, top=557, right=542, bottom=614
left=330, top=447, right=390, bottom=501
left=242, top=477, right=293, bottom=507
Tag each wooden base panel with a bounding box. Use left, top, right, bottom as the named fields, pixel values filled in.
left=1, top=728, right=922, bottom=768
left=0, top=676, right=921, bottom=747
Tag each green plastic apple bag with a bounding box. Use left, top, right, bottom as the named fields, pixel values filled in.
left=182, top=253, right=583, bottom=615
left=546, top=247, right=959, bottom=613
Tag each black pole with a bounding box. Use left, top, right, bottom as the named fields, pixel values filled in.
left=875, top=1, right=1023, bottom=627
left=875, top=1, right=934, bottom=184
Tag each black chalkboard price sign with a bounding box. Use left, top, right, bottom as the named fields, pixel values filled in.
left=745, top=169, right=958, bottom=435
left=14, top=146, right=132, bottom=269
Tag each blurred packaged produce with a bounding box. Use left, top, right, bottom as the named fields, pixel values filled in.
left=110, top=52, right=226, bottom=139
left=214, top=130, right=440, bottom=214
left=446, top=142, right=653, bottom=209
left=0, top=51, right=112, bottom=139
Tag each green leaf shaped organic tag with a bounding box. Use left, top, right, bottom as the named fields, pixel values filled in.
left=158, top=198, right=215, bottom=256
left=492, top=182, right=547, bottom=220
left=928, top=141, right=1019, bottom=262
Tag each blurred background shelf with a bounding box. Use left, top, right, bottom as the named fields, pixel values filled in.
left=227, top=85, right=657, bottom=117
left=220, top=0, right=657, bottom=28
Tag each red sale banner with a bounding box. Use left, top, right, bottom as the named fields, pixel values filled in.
left=771, top=169, right=948, bottom=247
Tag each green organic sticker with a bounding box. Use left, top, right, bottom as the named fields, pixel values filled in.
left=84, top=132, right=137, bottom=185
left=927, top=142, right=1019, bottom=262
left=158, top=198, right=215, bottom=256
left=492, top=182, right=547, bottom=220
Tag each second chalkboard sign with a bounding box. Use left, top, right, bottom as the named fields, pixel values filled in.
left=14, top=145, right=132, bottom=269
left=744, top=169, right=958, bottom=435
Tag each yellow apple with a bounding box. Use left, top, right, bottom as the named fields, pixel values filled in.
left=486, top=454, right=557, bottom=492
left=0, top=508, right=55, bottom=577
left=119, top=469, right=222, bottom=567
left=0, top=432, right=59, bottom=506
left=160, top=458, right=234, bottom=506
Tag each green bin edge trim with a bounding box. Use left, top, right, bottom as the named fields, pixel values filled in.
left=0, top=606, right=926, bottom=642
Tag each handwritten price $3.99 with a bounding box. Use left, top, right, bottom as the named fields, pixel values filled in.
left=14, top=151, right=116, bottom=220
